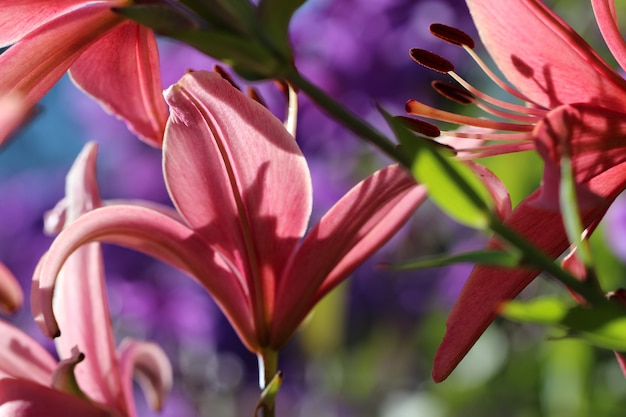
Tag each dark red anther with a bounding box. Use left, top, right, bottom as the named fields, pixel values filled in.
left=395, top=116, right=441, bottom=137
left=409, top=48, right=454, bottom=73
left=431, top=80, right=475, bottom=105
left=430, top=23, right=475, bottom=49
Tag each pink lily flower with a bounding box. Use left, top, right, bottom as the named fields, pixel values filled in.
left=407, top=0, right=626, bottom=381
left=34, top=71, right=427, bottom=368
left=0, top=1, right=168, bottom=146
left=14, top=142, right=173, bottom=416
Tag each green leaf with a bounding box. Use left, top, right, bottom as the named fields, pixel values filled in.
left=169, top=30, right=283, bottom=79
left=177, top=0, right=257, bottom=35
left=562, top=303, right=626, bottom=351
left=413, top=142, right=494, bottom=228
left=502, top=298, right=626, bottom=351
left=113, top=5, right=201, bottom=34
left=380, top=108, right=494, bottom=228
left=388, top=249, right=523, bottom=270
left=501, top=297, right=570, bottom=325
left=559, top=139, right=594, bottom=271
left=258, top=0, right=309, bottom=58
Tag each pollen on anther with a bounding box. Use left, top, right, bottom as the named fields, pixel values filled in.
left=409, top=48, right=454, bottom=73
left=431, top=80, right=474, bottom=105
left=430, top=23, right=475, bottom=49
left=395, top=116, right=441, bottom=137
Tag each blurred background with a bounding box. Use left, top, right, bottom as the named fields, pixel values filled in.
left=2, top=0, right=626, bottom=416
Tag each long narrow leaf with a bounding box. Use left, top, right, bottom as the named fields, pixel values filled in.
left=387, top=249, right=523, bottom=270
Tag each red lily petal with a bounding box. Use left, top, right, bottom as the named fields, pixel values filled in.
left=270, top=165, right=425, bottom=348
left=0, top=5, right=122, bottom=109
left=466, top=0, right=626, bottom=109
left=34, top=205, right=257, bottom=350
left=432, top=192, right=567, bottom=382
left=69, top=21, right=167, bottom=147
left=533, top=104, right=626, bottom=210
left=592, top=0, right=626, bottom=73
left=0, top=262, right=23, bottom=314
left=118, top=339, right=173, bottom=414
left=0, top=379, right=112, bottom=417
left=0, top=319, right=56, bottom=383
left=163, top=70, right=312, bottom=339
left=431, top=159, right=626, bottom=382
left=0, top=1, right=111, bottom=46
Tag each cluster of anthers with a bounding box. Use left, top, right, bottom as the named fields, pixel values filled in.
left=402, top=23, right=543, bottom=160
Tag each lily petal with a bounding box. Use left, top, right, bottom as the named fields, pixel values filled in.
left=49, top=143, right=123, bottom=409
left=0, top=0, right=107, bottom=46
left=0, top=262, right=23, bottom=314
left=163, top=70, right=312, bottom=331
left=432, top=192, right=566, bottom=382
left=117, top=339, right=173, bottom=414
left=0, top=379, right=113, bottom=417
left=34, top=205, right=256, bottom=350
left=270, top=165, right=425, bottom=347
left=592, top=0, right=626, bottom=73
left=0, top=5, right=123, bottom=109
left=0, top=319, right=56, bottom=383
left=466, top=161, right=512, bottom=220
left=431, top=159, right=626, bottom=382
left=466, top=0, right=626, bottom=109
left=69, top=21, right=168, bottom=147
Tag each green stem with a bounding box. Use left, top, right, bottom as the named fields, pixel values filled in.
left=284, top=67, right=412, bottom=168
left=488, top=217, right=606, bottom=305
left=256, top=349, right=279, bottom=417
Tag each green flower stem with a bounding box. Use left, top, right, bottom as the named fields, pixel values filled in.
left=284, top=67, right=412, bottom=167
left=488, top=216, right=607, bottom=306
left=257, top=349, right=279, bottom=417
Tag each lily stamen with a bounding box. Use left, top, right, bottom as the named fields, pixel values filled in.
left=446, top=70, right=547, bottom=117
left=430, top=23, right=540, bottom=105
left=432, top=80, right=540, bottom=123
left=454, top=141, right=536, bottom=160
left=406, top=99, right=534, bottom=132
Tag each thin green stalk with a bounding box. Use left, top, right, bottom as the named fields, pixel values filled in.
left=256, top=349, right=280, bottom=417
left=488, top=217, right=606, bottom=305
left=284, top=67, right=412, bottom=167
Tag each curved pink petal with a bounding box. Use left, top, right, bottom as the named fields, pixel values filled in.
left=0, top=262, right=23, bottom=314
left=0, top=1, right=110, bottom=46
left=69, top=21, right=167, bottom=147
left=118, top=339, right=173, bottom=415
left=34, top=205, right=257, bottom=350
left=164, top=70, right=312, bottom=339
left=432, top=161, right=626, bottom=382
left=592, top=0, right=626, bottom=73
left=49, top=143, right=124, bottom=410
left=466, top=0, right=626, bottom=109
left=0, top=5, right=123, bottom=109
left=0, top=379, right=112, bottom=417
left=0, top=319, right=56, bottom=383
left=270, top=165, right=425, bottom=348
left=466, top=161, right=512, bottom=220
